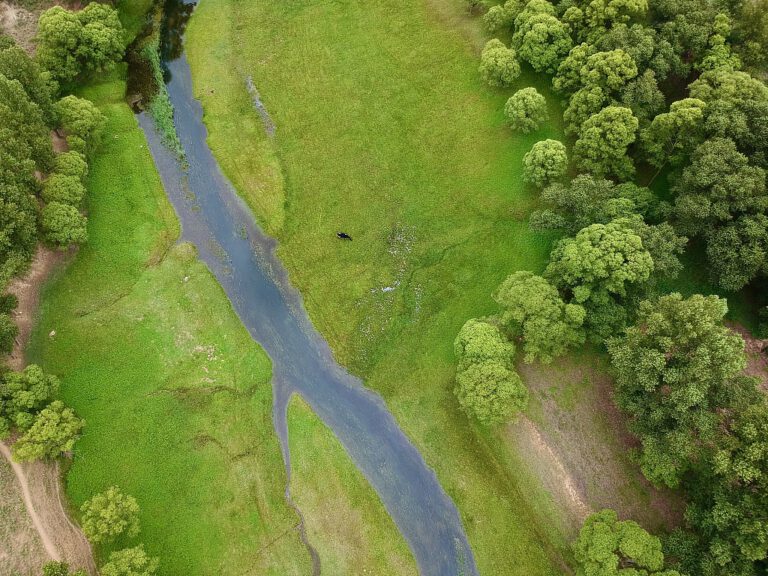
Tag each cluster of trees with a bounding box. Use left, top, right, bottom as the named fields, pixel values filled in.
left=0, top=2, right=121, bottom=300
left=43, top=546, right=158, bottom=576
left=464, top=0, right=768, bottom=573
left=477, top=0, right=768, bottom=293
left=0, top=364, right=83, bottom=461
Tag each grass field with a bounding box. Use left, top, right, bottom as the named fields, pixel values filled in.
left=185, top=0, right=568, bottom=573
left=27, top=70, right=312, bottom=575
left=287, top=395, right=418, bottom=575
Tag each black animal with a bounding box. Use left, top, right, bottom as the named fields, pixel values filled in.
left=337, top=232, right=352, bottom=240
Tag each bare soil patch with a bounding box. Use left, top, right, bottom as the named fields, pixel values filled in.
left=0, top=443, right=96, bottom=574
left=0, top=1, right=40, bottom=52
left=6, top=245, right=72, bottom=371
left=506, top=354, right=684, bottom=539
left=728, top=322, right=768, bottom=389
left=0, top=446, right=47, bottom=576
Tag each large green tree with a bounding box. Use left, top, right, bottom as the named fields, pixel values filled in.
left=81, top=486, right=141, bottom=543
left=0, top=365, right=60, bottom=434
left=607, top=293, right=754, bottom=488
left=12, top=400, right=84, bottom=461
left=479, top=39, right=520, bottom=88
left=505, top=87, right=547, bottom=133
left=573, top=509, right=681, bottom=576
left=493, top=271, right=585, bottom=363
left=573, top=106, right=638, bottom=180
left=522, top=139, right=568, bottom=188
left=36, top=4, right=125, bottom=84
left=100, top=546, right=159, bottom=576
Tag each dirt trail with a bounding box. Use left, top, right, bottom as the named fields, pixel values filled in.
left=0, top=443, right=59, bottom=561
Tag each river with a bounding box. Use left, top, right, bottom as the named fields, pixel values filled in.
left=137, top=1, right=479, bottom=574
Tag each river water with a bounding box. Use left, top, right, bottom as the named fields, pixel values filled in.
left=137, top=1, right=479, bottom=574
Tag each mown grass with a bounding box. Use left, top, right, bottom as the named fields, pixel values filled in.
left=287, top=395, right=418, bottom=575
left=186, top=0, right=565, bottom=573
left=27, top=69, right=311, bottom=575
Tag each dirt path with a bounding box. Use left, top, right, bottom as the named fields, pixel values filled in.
left=6, top=245, right=71, bottom=371
left=0, top=443, right=60, bottom=561
left=0, top=443, right=96, bottom=575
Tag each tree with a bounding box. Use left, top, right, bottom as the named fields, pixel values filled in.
left=545, top=219, right=653, bottom=339
left=53, top=151, right=88, bottom=182
left=620, top=70, right=665, bottom=126
left=573, top=106, right=638, bottom=180
left=522, top=139, right=568, bottom=188
left=41, top=174, right=86, bottom=206
left=697, top=14, right=741, bottom=73
left=54, top=95, right=106, bottom=155
left=531, top=174, right=663, bottom=234
left=580, top=49, right=638, bottom=92
left=657, top=0, right=724, bottom=73
left=688, top=69, right=768, bottom=166
left=41, top=202, right=88, bottom=246
left=583, top=0, right=649, bottom=32
left=553, top=43, right=596, bottom=95
left=36, top=4, right=125, bottom=84
left=454, top=319, right=515, bottom=370
left=597, top=23, right=681, bottom=81
left=453, top=319, right=526, bottom=424
left=100, top=546, right=159, bottom=576
left=454, top=361, right=528, bottom=425
left=504, top=87, right=547, bottom=133
left=563, top=85, right=612, bottom=136
left=0, top=44, right=56, bottom=123
left=0, top=365, right=60, bottom=433
left=12, top=400, right=84, bottom=461
left=641, top=98, right=706, bottom=169
left=705, top=214, right=768, bottom=291
left=672, top=138, right=767, bottom=236
left=493, top=271, right=585, bottom=363
left=513, top=9, right=572, bottom=74
left=479, top=39, right=520, bottom=88
left=607, top=293, right=753, bottom=488
left=81, top=486, right=141, bottom=543
left=573, top=509, right=681, bottom=576
left=0, top=74, right=53, bottom=170
left=483, top=0, right=525, bottom=32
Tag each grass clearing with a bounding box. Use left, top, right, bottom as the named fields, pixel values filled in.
left=27, top=69, right=311, bottom=575
left=186, top=0, right=567, bottom=573
left=287, top=395, right=418, bottom=575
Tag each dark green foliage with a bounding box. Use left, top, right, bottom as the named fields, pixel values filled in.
left=688, top=69, right=768, bottom=167
left=607, top=293, right=753, bottom=488
left=0, top=313, right=18, bottom=356
left=563, top=84, right=611, bottom=136
left=641, top=98, right=706, bottom=169
left=0, top=173, right=38, bottom=287
left=0, top=44, right=56, bottom=123
left=620, top=70, right=665, bottom=126
left=0, top=74, right=53, bottom=170
left=531, top=174, right=665, bottom=234
left=597, top=23, right=681, bottom=81
left=36, top=4, right=125, bottom=84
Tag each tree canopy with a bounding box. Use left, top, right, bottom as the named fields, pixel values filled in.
left=81, top=486, right=141, bottom=543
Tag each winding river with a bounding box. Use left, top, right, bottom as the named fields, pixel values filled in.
left=137, top=1, right=479, bottom=574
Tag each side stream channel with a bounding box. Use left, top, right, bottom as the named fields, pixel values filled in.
left=136, top=1, right=479, bottom=574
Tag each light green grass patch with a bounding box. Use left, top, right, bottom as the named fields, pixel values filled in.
left=287, top=395, right=418, bottom=576
left=28, top=69, right=310, bottom=575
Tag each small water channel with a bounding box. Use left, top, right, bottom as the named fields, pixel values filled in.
left=136, top=1, right=479, bottom=574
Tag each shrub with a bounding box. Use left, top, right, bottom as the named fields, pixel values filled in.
left=522, top=139, right=568, bottom=187
left=41, top=202, right=87, bottom=246
left=42, top=174, right=86, bottom=205
left=479, top=39, right=520, bottom=87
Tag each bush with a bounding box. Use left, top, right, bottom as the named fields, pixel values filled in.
left=0, top=313, right=18, bottom=355
left=41, top=174, right=86, bottom=205
left=54, top=95, right=106, bottom=155
left=479, top=39, right=520, bottom=87
left=101, top=546, right=159, bottom=576
left=12, top=400, right=84, bottom=461
left=41, top=202, right=87, bottom=246
left=504, top=87, right=548, bottom=133
left=454, top=361, right=528, bottom=425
